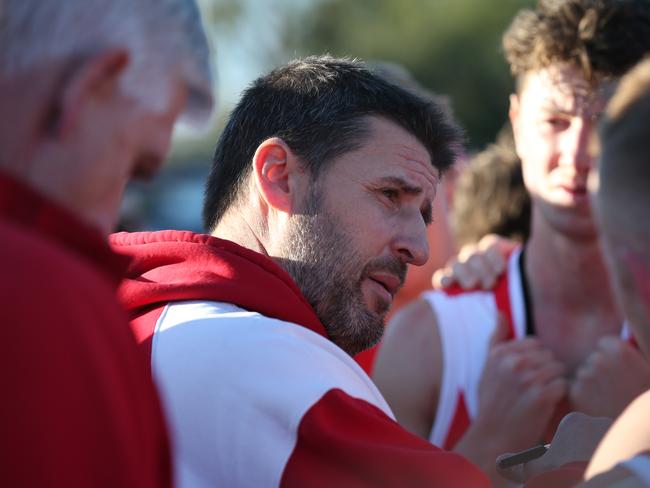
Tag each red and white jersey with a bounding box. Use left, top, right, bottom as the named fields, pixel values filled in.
left=113, top=230, right=489, bottom=488
left=151, top=300, right=393, bottom=486
left=422, top=248, right=527, bottom=449
left=422, top=248, right=631, bottom=449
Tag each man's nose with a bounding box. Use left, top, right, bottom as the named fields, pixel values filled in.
left=559, top=117, right=594, bottom=171
left=392, top=220, right=429, bottom=267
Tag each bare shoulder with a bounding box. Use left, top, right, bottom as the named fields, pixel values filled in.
left=373, top=297, right=443, bottom=439
left=586, top=390, right=650, bottom=479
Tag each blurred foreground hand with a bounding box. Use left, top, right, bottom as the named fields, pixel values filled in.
left=496, top=412, right=612, bottom=485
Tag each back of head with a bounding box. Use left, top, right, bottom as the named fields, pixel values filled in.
left=597, top=57, right=650, bottom=354
left=503, top=0, right=650, bottom=87
left=598, top=57, right=650, bottom=247
left=0, top=0, right=213, bottom=123
left=203, top=55, right=462, bottom=231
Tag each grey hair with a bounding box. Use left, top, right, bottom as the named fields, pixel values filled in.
left=0, top=0, right=214, bottom=124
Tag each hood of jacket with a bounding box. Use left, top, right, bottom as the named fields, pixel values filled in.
left=110, top=230, right=327, bottom=339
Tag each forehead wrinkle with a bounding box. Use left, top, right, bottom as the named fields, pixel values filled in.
left=395, top=147, right=439, bottom=189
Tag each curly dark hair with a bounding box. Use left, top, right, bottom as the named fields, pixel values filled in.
left=451, top=137, right=530, bottom=247
left=503, top=0, right=650, bottom=86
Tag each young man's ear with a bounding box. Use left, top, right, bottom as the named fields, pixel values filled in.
left=508, top=93, right=520, bottom=128
left=55, top=49, right=130, bottom=138
left=508, top=93, right=523, bottom=157
left=252, top=137, right=308, bottom=213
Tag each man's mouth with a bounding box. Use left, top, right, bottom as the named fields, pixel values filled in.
left=367, top=272, right=402, bottom=300
left=559, top=183, right=587, bottom=195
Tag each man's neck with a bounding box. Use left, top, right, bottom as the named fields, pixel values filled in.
left=526, top=224, right=610, bottom=310
left=212, top=209, right=268, bottom=256
left=524, top=213, right=622, bottom=370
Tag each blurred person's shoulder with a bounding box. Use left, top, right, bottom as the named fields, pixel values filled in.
left=0, top=215, right=130, bottom=341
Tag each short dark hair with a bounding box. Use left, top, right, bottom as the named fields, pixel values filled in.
left=503, top=0, right=650, bottom=88
left=203, top=55, right=463, bottom=231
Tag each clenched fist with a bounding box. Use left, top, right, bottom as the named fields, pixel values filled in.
left=570, top=336, right=650, bottom=418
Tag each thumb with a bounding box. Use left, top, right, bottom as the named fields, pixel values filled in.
left=489, top=312, right=510, bottom=348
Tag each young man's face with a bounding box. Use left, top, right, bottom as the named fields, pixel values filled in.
left=510, top=63, right=612, bottom=239
left=280, top=116, right=438, bottom=355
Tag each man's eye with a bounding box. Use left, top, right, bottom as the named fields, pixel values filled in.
left=544, top=118, right=570, bottom=130
left=381, top=188, right=399, bottom=201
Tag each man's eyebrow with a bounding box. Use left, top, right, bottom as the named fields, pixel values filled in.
left=375, top=176, right=423, bottom=195
left=539, top=101, right=572, bottom=115
left=376, top=176, right=434, bottom=224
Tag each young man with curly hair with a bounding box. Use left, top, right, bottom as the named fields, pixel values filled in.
left=374, top=1, right=650, bottom=484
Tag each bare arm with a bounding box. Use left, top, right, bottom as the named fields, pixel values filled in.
left=374, top=298, right=566, bottom=487
left=373, top=299, right=442, bottom=440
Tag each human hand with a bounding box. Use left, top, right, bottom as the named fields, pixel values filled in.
left=570, top=336, right=650, bottom=418
left=432, top=234, right=517, bottom=290
left=497, top=412, right=612, bottom=484
left=455, top=316, right=566, bottom=483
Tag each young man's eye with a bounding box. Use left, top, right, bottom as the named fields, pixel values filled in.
left=544, top=118, right=570, bottom=130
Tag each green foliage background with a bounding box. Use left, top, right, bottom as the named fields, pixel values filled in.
left=281, top=0, right=535, bottom=148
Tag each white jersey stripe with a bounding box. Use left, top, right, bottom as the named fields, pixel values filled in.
left=150, top=300, right=392, bottom=487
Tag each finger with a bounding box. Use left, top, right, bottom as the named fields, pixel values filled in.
left=452, top=260, right=480, bottom=289
left=481, top=246, right=508, bottom=289
left=432, top=267, right=454, bottom=289
left=526, top=376, right=567, bottom=407
left=491, top=336, right=543, bottom=355
left=514, top=349, right=562, bottom=372
left=521, top=360, right=567, bottom=387
left=544, top=374, right=569, bottom=400
left=464, top=253, right=498, bottom=290
left=458, top=242, right=479, bottom=262
left=432, top=255, right=461, bottom=289
left=477, top=233, right=518, bottom=255
left=476, top=233, right=501, bottom=251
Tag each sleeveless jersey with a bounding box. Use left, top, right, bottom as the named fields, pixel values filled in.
left=422, top=248, right=631, bottom=449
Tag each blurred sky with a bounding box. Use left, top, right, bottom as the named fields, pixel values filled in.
left=202, top=0, right=317, bottom=114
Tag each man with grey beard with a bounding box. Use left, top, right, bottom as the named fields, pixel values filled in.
left=110, top=56, right=489, bottom=486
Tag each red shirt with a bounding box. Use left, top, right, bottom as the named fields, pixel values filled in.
left=0, top=173, right=171, bottom=487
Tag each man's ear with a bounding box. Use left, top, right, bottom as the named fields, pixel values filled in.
left=252, top=137, right=307, bottom=214
left=508, top=93, right=520, bottom=128
left=509, top=93, right=523, bottom=157
left=55, top=49, right=130, bottom=138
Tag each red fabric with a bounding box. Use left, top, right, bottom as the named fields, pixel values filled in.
left=354, top=346, right=377, bottom=374
left=440, top=269, right=516, bottom=449
left=524, top=461, right=588, bottom=488
left=443, top=391, right=472, bottom=450
left=0, top=173, right=171, bottom=488
left=282, top=389, right=489, bottom=487
left=494, top=270, right=516, bottom=339
left=112, top=230, right=328, bottom=343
